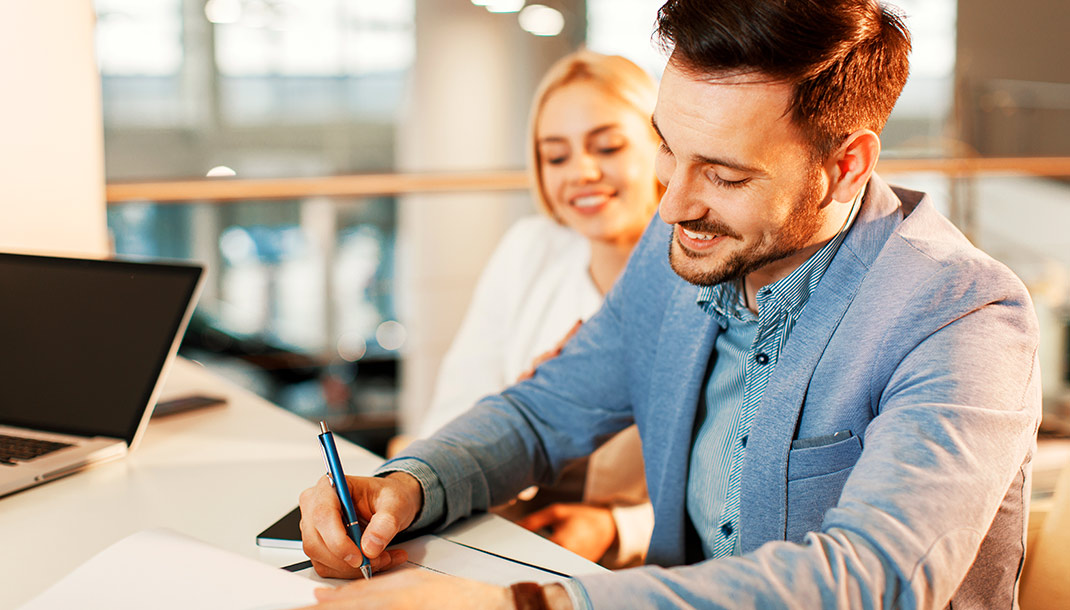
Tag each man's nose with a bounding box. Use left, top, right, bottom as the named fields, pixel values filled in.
left=658, top=175, right=708, bottom=225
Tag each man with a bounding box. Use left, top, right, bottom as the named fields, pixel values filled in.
left=299, top=1, right=1041, bottom=608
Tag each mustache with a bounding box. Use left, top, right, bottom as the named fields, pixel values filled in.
left=677, top=218, right=741, bottom=240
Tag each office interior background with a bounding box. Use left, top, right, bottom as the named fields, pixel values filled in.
left=2, top=0, right=1069, bottom=456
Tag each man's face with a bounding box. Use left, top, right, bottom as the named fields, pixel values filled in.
left=653, top=61, right=832, bottom=288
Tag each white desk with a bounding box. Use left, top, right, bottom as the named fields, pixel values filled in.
left=1, top=358, right=599, bottom=608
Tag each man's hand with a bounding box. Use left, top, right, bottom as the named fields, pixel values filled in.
left=296, top=570, right=575, bottom=610
left=299, top=471, right=423, bottom=578
left=517, top=503, right=617, bottom=563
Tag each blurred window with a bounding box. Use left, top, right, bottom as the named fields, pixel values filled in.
left=95, top=0, right=184, bottom=76
left=586, top=0, right=959, bottom=157
left=97, top=1, right=412, bottom=419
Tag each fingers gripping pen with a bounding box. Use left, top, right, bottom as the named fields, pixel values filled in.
left=318, top=421, right=373, bottom=579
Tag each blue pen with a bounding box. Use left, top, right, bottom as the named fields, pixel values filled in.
left=318, top=421, right=373, bottom=579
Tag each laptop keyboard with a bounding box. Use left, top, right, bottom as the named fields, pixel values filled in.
left=0, top=434, right=72, bottom=465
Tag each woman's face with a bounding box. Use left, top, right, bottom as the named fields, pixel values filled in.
left=536, top=81, right=660, bottom=246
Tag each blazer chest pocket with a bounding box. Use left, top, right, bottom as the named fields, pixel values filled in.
left=785, top=432, right=862, bottom=543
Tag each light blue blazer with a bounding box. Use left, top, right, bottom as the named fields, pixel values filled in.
left=401, top=176, right=1041, bottom=609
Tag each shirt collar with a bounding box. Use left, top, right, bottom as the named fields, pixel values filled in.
left=697, top=183, right=865, bottom=323
left=699, top=279, right=752, bottom=326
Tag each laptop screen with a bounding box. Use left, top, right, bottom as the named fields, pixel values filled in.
left=0, top=253, right=202, bottom=444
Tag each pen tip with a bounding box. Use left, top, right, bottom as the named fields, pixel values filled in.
left=319, top=420, right=328, bottom=434
left=360, top=565, right=373, bottom=580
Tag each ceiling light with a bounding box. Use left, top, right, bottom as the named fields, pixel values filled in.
left=206, top=165, right=237, bottom=177
left=485, top=0, right=525, bottom=13
left=204, top=0, right=241, bottom=24
left=519, top=4, right=564, bottom=36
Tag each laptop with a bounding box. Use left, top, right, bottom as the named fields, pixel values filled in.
left=0, top=252, right=203, bottom=497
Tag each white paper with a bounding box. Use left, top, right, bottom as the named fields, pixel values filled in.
left=296, top=534, right=573, bottom=589
left=393, top=535, right=572, bottom=585
left=437, top=513, right=608, bottom=578
left=20, top=529, right=320, bottom=610
left=25, top=527, right=588, bottom=610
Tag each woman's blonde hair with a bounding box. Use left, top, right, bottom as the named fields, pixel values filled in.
left=528, top=50, right=663, bottom=220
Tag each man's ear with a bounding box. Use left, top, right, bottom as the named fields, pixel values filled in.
left=825, top=129, right=881, bottom=203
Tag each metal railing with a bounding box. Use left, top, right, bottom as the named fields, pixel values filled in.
left=104, top=157, right=1070, bottom=204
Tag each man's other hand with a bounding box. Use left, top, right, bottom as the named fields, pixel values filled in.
left=297, top=571, right=512, bottom=610
left=296, top=571, right=575, bottom=610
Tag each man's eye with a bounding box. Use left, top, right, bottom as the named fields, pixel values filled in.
left=545, top=157, right=567, bottom=165
left=657, top=143, right=673, bottom=157
left=711, top=175, right=750, bottom=189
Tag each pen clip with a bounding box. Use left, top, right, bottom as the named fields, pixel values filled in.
left=318, top=436, right=335, bottom=488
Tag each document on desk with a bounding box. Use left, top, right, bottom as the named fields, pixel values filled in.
left=21, top=527, right=581, bottom=610
left=19, top=529, right=319, bottom=610
left=436, top=512, right=608, bottom=578
left=386, top=534, right=573, bottom=586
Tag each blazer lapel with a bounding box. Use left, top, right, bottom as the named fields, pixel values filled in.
left=642, top=279, right=720, bottom=567
left=738, top=176, right=905, bottom=551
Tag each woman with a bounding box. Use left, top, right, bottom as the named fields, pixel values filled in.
left=417, top=50, right=663, bottom=567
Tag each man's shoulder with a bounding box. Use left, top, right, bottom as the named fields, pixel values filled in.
left=844, top=177, right=1019, bottom=289
left=850, top=186, right=1033, bottom=332
left=886, top=195, right=1022, bottom=291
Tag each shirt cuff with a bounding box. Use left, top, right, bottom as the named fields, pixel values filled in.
left=374, top=457, right=446, bottom=531
left=609, top=502, right=654, bottom=567
left=562, top=580, right=595, bottom=610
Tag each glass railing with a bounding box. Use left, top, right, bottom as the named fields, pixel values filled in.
left=105, top=159, right=1070, bottom=451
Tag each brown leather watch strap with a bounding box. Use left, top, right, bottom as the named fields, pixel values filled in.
left=510, top=581, right=550, bottom=610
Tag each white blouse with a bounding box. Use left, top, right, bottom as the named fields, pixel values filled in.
left=419, top=215, right=603, bottom=436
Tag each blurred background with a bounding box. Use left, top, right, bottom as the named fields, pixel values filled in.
left=36, top=0, right=1070, bottom=453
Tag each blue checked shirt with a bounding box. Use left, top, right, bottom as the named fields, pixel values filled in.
left=688, top=196, right=860, bottom=559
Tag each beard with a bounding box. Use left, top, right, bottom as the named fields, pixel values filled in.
left=668, top=169, right=826, bottom=287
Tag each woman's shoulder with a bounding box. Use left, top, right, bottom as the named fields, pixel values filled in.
left=479, top=216, right=590, bottom=297
left=498, top=214, right=590, bottom=253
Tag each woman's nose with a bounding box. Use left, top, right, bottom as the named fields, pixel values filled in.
left=570, top=152, right=601, bottom=183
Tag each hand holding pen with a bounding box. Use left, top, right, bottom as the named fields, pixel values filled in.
left=298, top=423, right=422, bottom=579
left=317, top=421, right=373, bottom=579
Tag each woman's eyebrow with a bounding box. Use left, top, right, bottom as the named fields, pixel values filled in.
left=585, top=124, right=621, bottom=137
left=539, top=123, right=621, bottom=145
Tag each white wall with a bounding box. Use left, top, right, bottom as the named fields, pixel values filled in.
left=0, top=1, right=108, bottom=257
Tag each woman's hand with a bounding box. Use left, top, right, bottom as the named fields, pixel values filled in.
left=517, top=502, right=617, bottom=563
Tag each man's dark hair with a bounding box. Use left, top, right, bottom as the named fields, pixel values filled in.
left=655, top=0, right=911, bottom=158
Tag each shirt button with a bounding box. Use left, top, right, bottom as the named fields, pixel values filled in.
left=721, top=522, right=734, bottom=537
left=755, top=353, right=769, bottom=365
left=741, top=435, right=748, bottom=448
